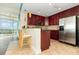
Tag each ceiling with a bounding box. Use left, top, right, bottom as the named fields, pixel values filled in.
left=0, top=3, right=79, bottom=17
left=22, top=3, right=79, bottom=16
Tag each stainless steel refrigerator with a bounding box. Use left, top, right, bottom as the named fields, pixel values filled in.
left=59, top=16, right=79, bottom=46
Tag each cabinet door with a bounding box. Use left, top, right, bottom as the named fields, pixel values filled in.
left=51, top=30, right=59, bottom=40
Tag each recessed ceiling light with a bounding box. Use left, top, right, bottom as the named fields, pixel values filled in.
left=58, top=8, right=61, bottom=10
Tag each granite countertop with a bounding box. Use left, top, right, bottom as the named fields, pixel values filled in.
left=28, top=25, right=59, bottom=30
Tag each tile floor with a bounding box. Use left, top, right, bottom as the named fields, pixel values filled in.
left=5, top=40, right=34, bottom=55
left=42, top=39, right=79, bottom=55
left=6, top=39, right=79, bottom=55
left=0, top=36, right=17, bottom=55
left=0, top=38, right=10, bottom=55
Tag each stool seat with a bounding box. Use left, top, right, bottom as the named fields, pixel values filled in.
left=23, top=35, right=31, bottom=38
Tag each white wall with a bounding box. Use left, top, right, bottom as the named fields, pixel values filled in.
left=20, top=10, right=28, bottom=30
left=27, top=28, right=41, bottom=54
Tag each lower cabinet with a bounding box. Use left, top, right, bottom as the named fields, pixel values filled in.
left=50, top=30, right=59, bottom=40
left=41, top=30, right=50, bottom=51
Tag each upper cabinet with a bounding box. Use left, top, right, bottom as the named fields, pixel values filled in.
left=27, top=14, right=45, bottom=25
left=49, top=14, right=59, bottom=25
left=48, top=5, right=79, bottom=25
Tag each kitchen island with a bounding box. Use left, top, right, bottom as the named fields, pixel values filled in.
left=27, top=27, right=50, bottom=54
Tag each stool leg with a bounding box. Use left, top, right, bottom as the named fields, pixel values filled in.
left=19, top=31, right=23, bottom=48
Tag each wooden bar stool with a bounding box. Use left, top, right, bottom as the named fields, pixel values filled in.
left=19, top=30, right=31, bottom=48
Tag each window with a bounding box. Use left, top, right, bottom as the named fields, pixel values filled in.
left=0, top=18, right=18, bottom=34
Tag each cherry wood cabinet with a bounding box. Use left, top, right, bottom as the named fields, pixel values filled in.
left=49, top=15, right=59, bottom=25
left=50, top=30, right=59, bottom=40
left=41, top=30, right=50, bottom=51
left=28, top=14, right=45, bottom=25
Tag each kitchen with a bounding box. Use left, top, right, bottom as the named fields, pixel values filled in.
left=0, top=3, right=79, bottom=55
left=26, top=3, right=79, bottom=54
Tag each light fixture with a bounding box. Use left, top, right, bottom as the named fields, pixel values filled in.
left=28, top=12, right=32, bottom=18
left=58, top=8, right=61, bottom=10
